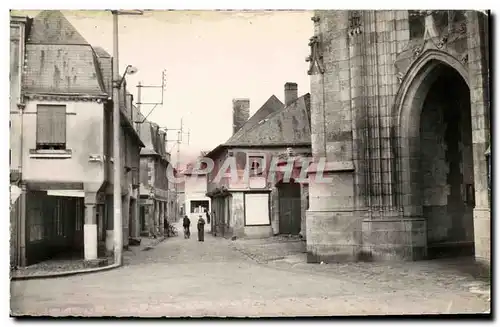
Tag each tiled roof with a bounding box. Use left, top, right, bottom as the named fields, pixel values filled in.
left=226, top=95, right=283, bottom=145
left=28, top=10, right=89, bottom=45
left=23, top=44, right=107, bottom=96
left=94, top=46, right=112, bottom=94
left=93, top=46, right=111, bottom=58
left=225, top=94, right=311, bottom=147
left=23, top=10, right=106, bottom=96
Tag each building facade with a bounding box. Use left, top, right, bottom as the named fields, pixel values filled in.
left=137, top=121, right=174, bottom=236
left=306, top=10, right=491, bottom=265
left=206, top=83, right=312, bottom=239
left=183, top=160, right=211, bottom=223
left=9, top=11, right=144, bottom=267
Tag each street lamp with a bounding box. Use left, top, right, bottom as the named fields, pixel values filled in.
left=111, top=9, right=142, bottom=266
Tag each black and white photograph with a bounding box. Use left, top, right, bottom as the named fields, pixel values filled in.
left=7, top=4, right=492, bottom=318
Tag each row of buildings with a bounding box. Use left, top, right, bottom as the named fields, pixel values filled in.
left=193, top=10, right=490, bottom=267
left=9, top=11, right=178, bottom=267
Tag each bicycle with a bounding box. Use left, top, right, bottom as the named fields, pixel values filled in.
left=166, top=223, right=178, bottom=237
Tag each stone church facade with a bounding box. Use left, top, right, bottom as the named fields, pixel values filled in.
left=306, top=11, right=490, bottom=266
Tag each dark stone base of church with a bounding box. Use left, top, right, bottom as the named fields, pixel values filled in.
left=427, top=242, right=475, bottom=260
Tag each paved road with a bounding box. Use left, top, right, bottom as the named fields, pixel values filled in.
left=10, top=223, right=490, bottom=317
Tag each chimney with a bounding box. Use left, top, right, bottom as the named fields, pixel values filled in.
left=284, top=82, right=298, bottom=107
left=232, top=98, right=250, bottom=135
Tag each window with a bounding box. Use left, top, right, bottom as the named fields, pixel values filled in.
left=36, top=105, right=66, bottom=150
left=248, top=155, right=265, bottom=176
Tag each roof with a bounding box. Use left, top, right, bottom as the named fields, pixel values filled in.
left=205, top=93, right=311, bottom=159
left=27, top=10, right=89, bottom=45
left=94, top=46, right=112, bottom=94
left=138, top=121, right=170, bottom=161
left=226, top=95, right=283, bottom=145
left=93, top=46, right=111, bottom=58
left=227, top=93, right=311, bottom=146
left=23, top=10, right=107, bottom=96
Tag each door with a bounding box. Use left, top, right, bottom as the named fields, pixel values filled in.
left=140, top=206, right=146, bottom=232
left=278, top=182, right=301, bottom=235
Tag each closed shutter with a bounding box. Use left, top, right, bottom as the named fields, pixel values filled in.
left=36, top=105, right=66, bottom=148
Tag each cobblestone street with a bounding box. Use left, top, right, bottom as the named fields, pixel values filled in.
left=11, top=223, right=490, bottom=317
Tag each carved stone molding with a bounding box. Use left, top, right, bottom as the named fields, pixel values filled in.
left=395, top=10, right=468, bottom=84
left=396, top=72, right=404, bottom=84
left=306, top=35, right=325, bottom=75
left=412, top=46, right=423, bottom=59
left=436, top=35, right=448, bottom=49
left=348, top=11, right=362, bottom=36
left=461, top=53, right=469, bottom=65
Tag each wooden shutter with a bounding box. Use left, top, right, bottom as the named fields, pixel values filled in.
left=36, top=105, right=66, bottom=146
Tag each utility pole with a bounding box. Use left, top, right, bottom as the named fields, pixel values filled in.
left=163, top=119, right=190, bottom=220
left=135, top=81, right=142, bottom=132
left=111, top=11, right=123, bottom=266
left=110, top=9, right=142, bottom=266
left=137, top=70, right=167, bottom=124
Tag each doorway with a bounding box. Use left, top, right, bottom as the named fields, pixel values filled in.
left=277, top=180, right=301, bottom=235
left=419, top=63, right=475, bottom=258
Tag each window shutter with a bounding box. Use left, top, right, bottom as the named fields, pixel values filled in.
left=36, top=105, right=66, bottom=145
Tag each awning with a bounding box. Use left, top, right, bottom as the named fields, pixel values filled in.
left=47, top=190, right=85, bottom=197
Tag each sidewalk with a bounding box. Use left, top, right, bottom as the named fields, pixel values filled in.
left=10, top=256, right=113, bottom=280
left=10, top=235, right=169, bottom=280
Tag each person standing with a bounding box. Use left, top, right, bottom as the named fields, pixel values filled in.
left=197, top=215, right=206, bottom=242
left=183, top=215, right=191, bottom=239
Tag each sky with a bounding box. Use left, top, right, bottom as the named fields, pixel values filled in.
left=14, top=10, right=313, bottom=165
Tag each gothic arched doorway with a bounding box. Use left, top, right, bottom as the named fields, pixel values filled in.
left=277, top=179, right=301, bottom=235
left=418, top=63, right=475, bottom=258
left=397, top=53, right=476, bottom=260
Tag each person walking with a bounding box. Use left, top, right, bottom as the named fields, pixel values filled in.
left=197, top=215, right=206, bottom=242
left=183, top=215, right=191, bottom=239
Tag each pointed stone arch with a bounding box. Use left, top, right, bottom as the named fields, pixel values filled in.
left=393, top=49, right=469, bottom=217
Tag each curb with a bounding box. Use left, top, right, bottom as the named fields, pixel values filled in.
left=11, top=261, right=122, bottom=281
left=11, top=237, right=171, bottom=281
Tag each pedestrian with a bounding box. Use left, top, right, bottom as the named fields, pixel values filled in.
left=205, top=208, right=211, bottom=224
left=183, top=215, right=191, bottom=239
left=197, top=215, right=206, bottom=242
left=163, top=216, right=169, bottom=236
